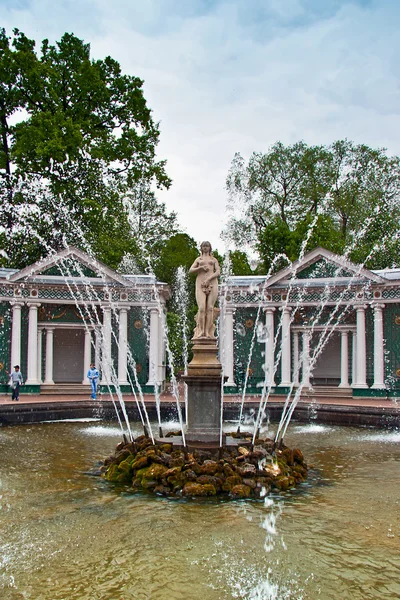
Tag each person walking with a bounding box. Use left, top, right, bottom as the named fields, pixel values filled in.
left=87, top=363, right=100, bottom=399
left=7, top=365, right=23, bottom=401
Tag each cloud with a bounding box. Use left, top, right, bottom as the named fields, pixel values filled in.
left=2, top=0, right=400, bottom=252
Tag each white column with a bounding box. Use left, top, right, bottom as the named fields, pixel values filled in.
left=118, top=308, right=129, bottom=384
left=301, top=330, right=311, bottom=387
left=26, top=302, right=41, bottom=384
left=353, top=305, right=368, bottom=388
left=222, top=307, right=236, bottom=386
left=82, top=329, right=92, bottom=384
left=147, top=307, right=160, bottom=386
left=351, top=331, right=357, bottom=386
left=339, top=330, right=350, bottom=388
left=264, top=307, right=276, bottom=386
left=158, top=307, right=166, bottom=384
left=101, top=308, right=112, bottom=384
left=371, top=304, right=385, bottom=389
left=280, top=307, right=292, bottom=386
left=95, top=328, right=101, bottom=372
left=292, top=330, right=300, bottom=386
left=37, top=328, right=43, bottom=383
left=44, top=327, right=55, bottom=384
left=10, top=301, right=24, bottom=368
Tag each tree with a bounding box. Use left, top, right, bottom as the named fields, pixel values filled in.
left=224, top=140, right=400, bottom=270
left=0, top=28, right=172, bottom=267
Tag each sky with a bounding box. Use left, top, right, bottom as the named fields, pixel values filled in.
left=2, top=0, right=400, bottom=252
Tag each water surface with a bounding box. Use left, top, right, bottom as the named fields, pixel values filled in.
left=0, top=420, right=399, bottom=599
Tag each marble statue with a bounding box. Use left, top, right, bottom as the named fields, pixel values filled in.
left=189, top=241, right=220, bottom=339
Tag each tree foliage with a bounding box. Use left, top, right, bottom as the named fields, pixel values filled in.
left=0, top=28, right=172, bottom=267
left=224, top=140, right=400, bottom=270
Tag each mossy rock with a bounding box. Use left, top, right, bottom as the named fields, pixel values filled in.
left=182, top=482, right=216, bottom=497
left=104, top=464, right=120, bottom=482
left=242, top=478, right=257, bottom=489
left=223, top=464, right=235, bottom=477
left=159, top=444, right=173, bottom=453
left=274, top=476, right=293, bottom=491
left=141, top=479, right=158, bottom=489
left=154, top=484, right=172, bottom=496
left=281, top=448, right=294, bottom=466
left=230, top=484, right=252, bottom=498
left=182, top=469, right=198, bottom=482
left=164, top=466, right=182, bottom=478
left=118, top=458, right=134, bottom=475
left=114, top=449, right=131, bottom=464
left=293, top=448, right=305, bottom=464
left=222, top=475, right=242, bottom=492
left=131, top=456, right=149, bottom=471
left=199, top=460, right=219, bottom=475
left=116, top=472, right=132, bottom=484
left=141, top=463, right=168, bottom=481
left=197, top=475, right=222, bottom=491
left=237, top=463, right=257, bottom=477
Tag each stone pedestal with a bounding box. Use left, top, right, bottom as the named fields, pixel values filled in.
left=183, top=337, right=225, bottom=447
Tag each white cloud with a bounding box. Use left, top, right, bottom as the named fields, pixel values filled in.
left=2, top=0, right=400, bottom=252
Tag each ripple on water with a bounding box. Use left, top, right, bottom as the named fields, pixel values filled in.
left=356, top=431, right=400, bottom=444
left=291, top=424, right=336, bottom=434
left=78, top=425, right=125, bottom=437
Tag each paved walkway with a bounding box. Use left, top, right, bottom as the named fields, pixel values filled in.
left=0, top=390, right=398, bottom=409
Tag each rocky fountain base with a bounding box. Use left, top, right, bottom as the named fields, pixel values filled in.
left=102, top=432, right=308, bottom=499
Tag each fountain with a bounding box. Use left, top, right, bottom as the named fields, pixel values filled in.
left=2, top=241, right=400, bottom=598
left=101, top=242, right=309, bottom=498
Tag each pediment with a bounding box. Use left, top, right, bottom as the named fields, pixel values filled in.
left=9, top=247, right=129, bottom=286
left=266, top=247, right=386, bottom=287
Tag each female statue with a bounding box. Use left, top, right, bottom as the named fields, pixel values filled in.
left=189, top=241, right=220, bottom=339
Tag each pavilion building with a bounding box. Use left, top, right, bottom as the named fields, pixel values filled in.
left=0, top=247, right=168, bottom=394
left=219, top=247, right=400, bottom=398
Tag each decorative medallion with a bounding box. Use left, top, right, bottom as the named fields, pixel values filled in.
left=245, top=319, right=254, bottom=329
left=226, top=295, right=232, bottom=302
left=0, top=362, right=3, bottom=370
left=0, top=316, right=4, bottom=326
left=396, top=368, right=400, bottom=377
left=134, top=320, right=143, bottom=329
left=247, top=367, right=253, bottom=376
left=374, top=291, right=381, bottom=299
left=30, top=289, right=38, bottom=297
left=135, top=364, right=142, bottom=373
left=120, top=293, right=128, bottom=301
left=281, top=294, right=287, bottom=301
left=395, top=316, right=400, bottom=325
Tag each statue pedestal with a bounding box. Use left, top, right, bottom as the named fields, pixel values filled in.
left=183, top=337, right=225, bottom=448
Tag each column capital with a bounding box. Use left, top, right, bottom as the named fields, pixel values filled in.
left=27, top=302, right=41, bottom=309
left=280, top=306, right=292, bottom=313
left=263, top=306, right=276, bottom=314
left=354, top=304, right=368, bottom=312
left=372, top=303, right=385, bottom=311
left=9, top=300, right=24, bottom=308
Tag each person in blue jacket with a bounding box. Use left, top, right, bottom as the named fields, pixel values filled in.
left=87, top=363, right=99, bottom=399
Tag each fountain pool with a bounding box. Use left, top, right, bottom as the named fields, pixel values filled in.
left=1, top=420, right=399, bottom=600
